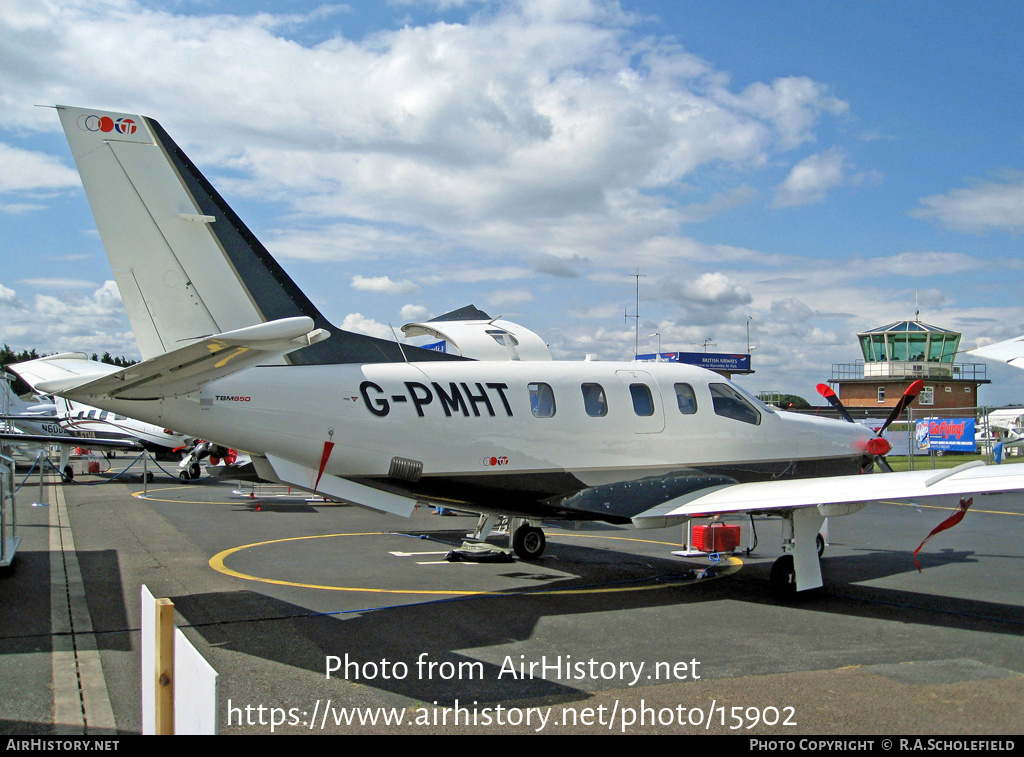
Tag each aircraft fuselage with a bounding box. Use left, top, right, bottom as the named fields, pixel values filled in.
left=89, top=359, right=874, bottom=514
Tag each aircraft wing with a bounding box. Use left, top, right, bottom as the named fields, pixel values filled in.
left=631, top=461, right=1024, bottom=528
left=12, top=317, right=329, bottom=401
left=968, top=335, right=1024, bottom=369
left=0, top=430, right=143, bottom=451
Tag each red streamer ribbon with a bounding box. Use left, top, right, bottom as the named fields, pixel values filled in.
left=913, top=497, right=973, bottom=572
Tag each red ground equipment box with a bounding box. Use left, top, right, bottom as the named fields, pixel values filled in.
left=692, top=523, right=741, bottom=553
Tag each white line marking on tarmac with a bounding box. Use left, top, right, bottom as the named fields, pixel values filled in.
left=389, top=550, right=449, bottom=557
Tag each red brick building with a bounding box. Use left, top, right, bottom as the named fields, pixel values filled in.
left=829, top=320, right=989, bottom=413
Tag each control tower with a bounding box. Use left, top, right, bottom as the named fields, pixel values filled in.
left=830, top=320, right=989, bottom=410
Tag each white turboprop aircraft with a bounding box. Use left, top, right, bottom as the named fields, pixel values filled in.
left=12, top=105, right=1024, bottom=594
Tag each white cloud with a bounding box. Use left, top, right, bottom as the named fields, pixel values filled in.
left=772, top=148, right=846, bottom=207
left=0, top=143, right=79, bottom=193
left=1, top=202, right=47, bottom=214
left=913, top=174, right=1024, bottom=233
left=486, top=287, right=535, bottom=308
left=351, top=275, right=419, bottom=295
left=0, top=283, right=24, bottom=308
left=420, top=266, right=533, bottom=285
left=0, top=280, right=135, bottom=357
left=340, top=313, right=394, bottom=339
left=770, top=298, right=815, bottom=324
left=681, top=272, right=751, bottom=306
left=531, top=252, right=589, bottom=278
left=20, top=277, right=97, bottom=289
left=0, top=0, right=849, bottom=265
left=732, top=77, right=849, bottom=151
left=399, top=304, right=430, bottom=322
left=865, top=251, right=978, bottom=277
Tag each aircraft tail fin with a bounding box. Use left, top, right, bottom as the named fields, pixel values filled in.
left=0, top=374, right=24, bottom=415
left=56, top=105, right=462, bottom=366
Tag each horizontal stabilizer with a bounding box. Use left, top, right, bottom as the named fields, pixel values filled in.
left=632, top=461, right=1024, bottom=528
left=262, top=454, right=417, bottom=518
left=15, top=317, right=328, bottom=401
left=10, top=354, right=120, bottom=395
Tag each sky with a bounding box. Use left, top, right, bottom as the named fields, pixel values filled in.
left=1, top=0, right=1023, bottom=405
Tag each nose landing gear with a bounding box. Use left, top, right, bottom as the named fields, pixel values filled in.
left=512, top=524, right=546, bottom=560
left=468, top=515, right=548, bottom=560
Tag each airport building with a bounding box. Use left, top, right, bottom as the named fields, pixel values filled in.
left=829, top=320, right=989, bottom=412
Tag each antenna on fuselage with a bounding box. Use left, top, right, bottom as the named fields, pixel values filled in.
left=389, top=323, right=410, bottom=363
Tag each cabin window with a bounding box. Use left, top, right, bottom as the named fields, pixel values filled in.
left=674, top=383, right=697, bottom=414
left=629, top=384, right=654, bottom=417
left=709, top=383, right=761, bottom=425
left=581, top=383, right=607, bottom=417
left=528, top=382, right=556, bottom=418
left=486, top=329, right=519, bottom=346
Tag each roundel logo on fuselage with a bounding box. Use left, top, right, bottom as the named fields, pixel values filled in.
left=76, top=115, right=137, bottom=135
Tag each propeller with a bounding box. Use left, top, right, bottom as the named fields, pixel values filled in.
left=816, top=380, right=925, bottom=473
left=815, top=383, right=853, bottom=424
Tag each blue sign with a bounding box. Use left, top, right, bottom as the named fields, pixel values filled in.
left=636, top=352, right=751, bottom=372
left=421, top=340, right=447, bottom=352
left=915, top=418, right=976, bottom=452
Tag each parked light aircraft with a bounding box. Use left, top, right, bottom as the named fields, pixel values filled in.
left=12, top=105, right=1024, bottom=594
left=0, top=370, right=186, bottom=479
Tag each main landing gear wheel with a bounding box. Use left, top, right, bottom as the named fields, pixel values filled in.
left=512, top=525, right=546, bottom=560
left=189, top=463, right=201, bottom=480
left=816, top=533, right=825, bottom=558
left=62, top=465, right=74, bottom=482
left=179, top=471, right=191, bottom=484
left=769, top=554, right=796, bottom=598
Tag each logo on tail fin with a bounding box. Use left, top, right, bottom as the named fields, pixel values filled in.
left=76, top=115, right=137, bottom=134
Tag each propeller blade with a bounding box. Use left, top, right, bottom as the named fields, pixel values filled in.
left=815, top=383, right=854, bottom=424
left=877, top=379, right=925, bottom=435
left=874, top=456, right=894, bottom=473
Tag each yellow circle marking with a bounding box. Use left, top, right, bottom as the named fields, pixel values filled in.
left=132, top=486, right=327, bottom=506
left=209, top=531, right=742, bottom=596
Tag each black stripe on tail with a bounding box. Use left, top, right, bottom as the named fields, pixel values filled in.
left=147, top=117, right=465, bottom=366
